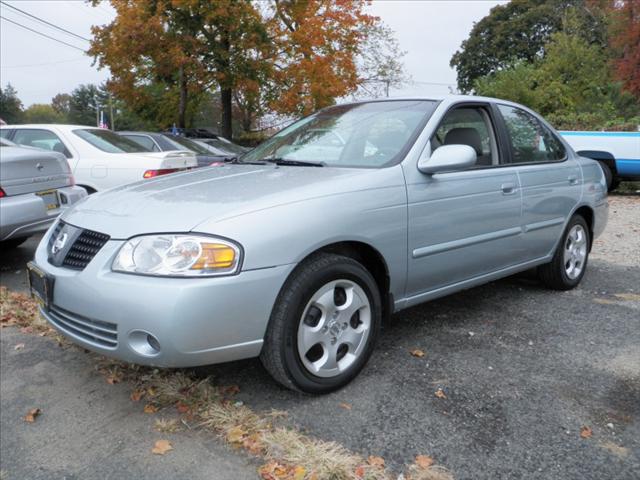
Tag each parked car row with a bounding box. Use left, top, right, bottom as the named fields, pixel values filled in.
left=22, top=96, right=608, bottom=394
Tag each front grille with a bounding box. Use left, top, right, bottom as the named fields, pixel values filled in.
left=62, top=228, right=110, bottom=270
left=47, top=305, right=118, bottom=349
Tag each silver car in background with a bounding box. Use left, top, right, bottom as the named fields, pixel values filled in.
left=28, top=96, right=607, bottom=393
left=0, top=140, right=86, bottom=248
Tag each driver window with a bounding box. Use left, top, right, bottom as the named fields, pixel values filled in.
left=431, top=107, right=498, bottom=167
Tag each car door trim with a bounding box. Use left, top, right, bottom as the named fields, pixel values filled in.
left=523, top=217, right=565, bottom=233
left=412, top=226, right=522, bottom=259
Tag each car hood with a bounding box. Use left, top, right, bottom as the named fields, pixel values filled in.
left=61, top=164, right=376, bottom=239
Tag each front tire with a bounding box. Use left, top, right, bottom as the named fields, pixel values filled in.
left=0, top=237, right=28, bottom=251
left=260, top=253, right=382, bottom=394
left=538, top=215, right=590, bottom=290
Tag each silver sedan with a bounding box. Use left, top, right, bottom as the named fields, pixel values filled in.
left=1, top=141, right=86, bottom=248
left=28, top=96, right=608, bottom=393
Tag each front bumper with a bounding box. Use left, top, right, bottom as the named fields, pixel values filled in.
left=33, top=227, right=294, bottom=367
left=0, top=185, right=87, bottom=241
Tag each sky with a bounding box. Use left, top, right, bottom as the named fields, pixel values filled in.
left=0, top=0, right=507, bottom=108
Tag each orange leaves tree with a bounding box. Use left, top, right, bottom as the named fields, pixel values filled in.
left=267, top=0, right=375, bottom=117
left=90, top=0, right=402, bottom=137
left=607, top=0, right=640, bottom=99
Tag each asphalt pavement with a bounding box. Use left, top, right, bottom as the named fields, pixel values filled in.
left=1, top=202, right=639, bottom=479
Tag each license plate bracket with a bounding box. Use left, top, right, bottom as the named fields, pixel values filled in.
left=36, top=189, right=60, bottom=211
left=27, top=262, right=54, bottom=309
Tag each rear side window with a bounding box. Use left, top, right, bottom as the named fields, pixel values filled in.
left=13, top=129, right=71, bottom=158
left=498, top=105, right=565, bottom=163
left=73, top=129, right=148, bottom=153
left=122, top=134, right=159, bottom=152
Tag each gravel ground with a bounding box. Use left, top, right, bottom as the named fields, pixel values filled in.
left=591, top=195, right=640, bottom=266
left=1, top=193, right=639, bottom=480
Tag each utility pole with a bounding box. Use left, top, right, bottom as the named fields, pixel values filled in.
left=94, top=95, right=99, bottom=127
left=109, top=94, right=115, bottom=131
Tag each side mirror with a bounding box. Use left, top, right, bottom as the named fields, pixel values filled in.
left=418, top=144, right=477, bottom=175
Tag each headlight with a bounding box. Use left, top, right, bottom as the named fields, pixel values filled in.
left=112, top=234, right=241, bottom=277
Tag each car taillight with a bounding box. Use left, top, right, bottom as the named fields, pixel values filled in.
left=0, top=187, right=5, bottom=198
left=143, top=169, right=179, bottom=179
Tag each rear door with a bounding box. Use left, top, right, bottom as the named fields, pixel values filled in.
left=496, top=104, right=581, bottom=260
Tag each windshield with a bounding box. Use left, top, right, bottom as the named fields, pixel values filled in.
left=163, top=134, right=211, bottom=155
left=203, top=138, right=246, bottom=155
left=241, top=100, right=436, bottom=167
left=73, top=129, right=148, bottom=153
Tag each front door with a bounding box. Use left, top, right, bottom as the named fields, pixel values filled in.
left=404, top=104, right=523, bottom=302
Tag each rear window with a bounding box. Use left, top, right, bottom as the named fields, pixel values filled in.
left=162, top=134, right=211, bottom=154
left=73, top=129, right=148, bottom=153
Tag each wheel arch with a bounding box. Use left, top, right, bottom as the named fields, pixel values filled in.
left=299, top=241, right=393, bottom=318
left=576, top=150, right=618, bottom=175
left=572, top=205, right=595, bottom=251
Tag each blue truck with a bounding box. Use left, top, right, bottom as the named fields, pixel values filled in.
left=560, top=131, right=640, bottom=191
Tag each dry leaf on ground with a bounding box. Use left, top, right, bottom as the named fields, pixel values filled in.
left=151, top=439, right=173, bottom=455
left=580, top=426, right=593, bottom=438
left=410, top=349, right=426, bottom=358
left=143, top=403, right=159, bottom=414
left=367, top=455, right=385, bottom=468
left=435, top=388, right=447, bottom=399
left=106, top=375, right=120, bottom=385
left=415, top=454, right=435, bottom=469
left=130, top=389, right=144, bottom=402
left=339, top=402, right=352, bottom=410
left=14, top=343, right=25, bottom=351
left=226, top=425, right=246, bottom=444
left=259, top=460, right=290, bottom=479
left=176, top=401, right=190, bottom=413
left=24, top=408, right=41, bottom=423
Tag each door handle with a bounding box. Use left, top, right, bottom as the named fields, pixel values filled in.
left=568, top=175, right=579, bottom=185
left=501, top=183, right=517, bottom=195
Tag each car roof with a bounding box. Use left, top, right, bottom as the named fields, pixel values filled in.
left=0, top=124, right=103, bottom=131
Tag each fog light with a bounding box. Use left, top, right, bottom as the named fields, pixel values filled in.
left=128, top=330, right=161, bottom=356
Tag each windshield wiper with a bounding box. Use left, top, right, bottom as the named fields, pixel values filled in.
left=263, top=157, right=325, bottom=167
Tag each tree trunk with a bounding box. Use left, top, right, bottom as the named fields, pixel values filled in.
left=220, top=87, right=233, bottom=139
left=178, top=65, right=187, bottom=128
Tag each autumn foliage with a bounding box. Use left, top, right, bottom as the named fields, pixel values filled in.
left=89, top=0, right=389, bottom=137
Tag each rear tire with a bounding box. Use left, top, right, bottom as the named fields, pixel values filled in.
left=0, top=237, right=28, bottom=250
left=538, top=215, right=590, bottom=290
left=260, top=253, right=382, bottom=394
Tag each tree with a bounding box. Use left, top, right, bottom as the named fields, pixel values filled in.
left=450, top=0, right=607, bottom=93
left=0, top=83, right=23, bottom=124
left=266, top=0, right=375, bottom=116
left=474, top=31, right=639, bottom=129
left=606, top=0, right=640, bottom=99
left=51, top=93, right=71, bottom=118
left=23, top=104, right=65, bottom=123
left=68, top=84, right=105, bottom=126
left=90, top=0, right=270, bottom=138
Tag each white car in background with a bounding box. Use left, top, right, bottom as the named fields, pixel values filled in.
left=1, top=125, right=197, bottom=192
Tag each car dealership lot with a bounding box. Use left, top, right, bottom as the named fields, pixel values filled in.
left=1, top=194, right=638, bottom=480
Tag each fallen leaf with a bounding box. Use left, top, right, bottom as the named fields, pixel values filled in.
left=24, top=408, right=41, bottom=423
left=147, top=387, right=157, bottom=397
left=176, top=401, right=190, bottom=413
left=259, top=460, right=289, bottom=479
left=580, top=426, right=593, bottom=439
left=293, top=465, right=306, bottom=480
left=226, top=425, right=246, bottom=444
left=151, top=439, right=173, bottom=455
left=410, top=349, right=426, bottom=358
left=106, top=375, right=120, bottom=385
left=339, top=402, right=352, bottom=410
left=415, top=455, right=435, bottom=469
left=14, top=343, right=25, bottom=351
left=130, top=390, right=144, bottom=402
left=221, top=385, right=240, bottom=396
left=368, top=455, right=385, bottom=468
left=242, top=432, right=264, bottom=454
left=355, top=465, right=366, bottom=478
left=143, top=404, right=159, bottom=414
left=20, top=326, right=33, bottom=334
left=435, top=388, right=447, bottom=399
